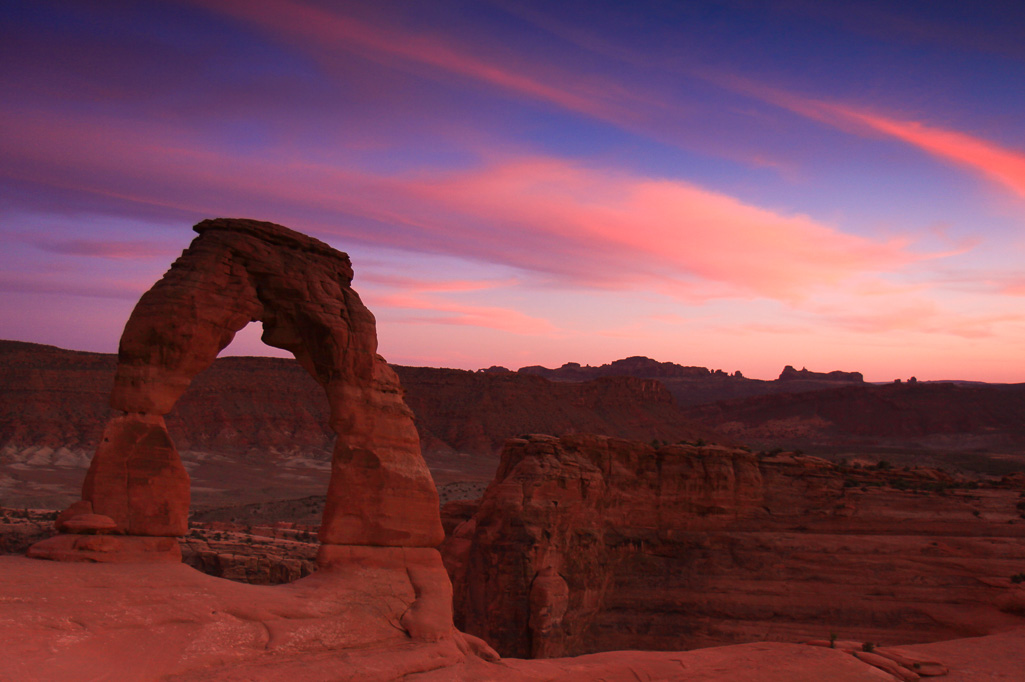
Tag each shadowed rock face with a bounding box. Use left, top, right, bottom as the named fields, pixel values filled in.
left=443, top=434, right=764, bottom=658
left=71, top=218, right=444, bottom=546
left=442, top=435, right=1025, bottom=659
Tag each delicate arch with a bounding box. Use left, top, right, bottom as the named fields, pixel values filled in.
left=81, top=219, right=443, bottom=547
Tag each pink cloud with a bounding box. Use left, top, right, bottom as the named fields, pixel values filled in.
left=370, top=292, right=557, bottom=335
left=25, top=236, right=173, bottom=259
left=712, top=74, right=1025, bottom=201
left=402, top=157, right=915, bottom=300
left=0, top=105, right=920, bottom=304
left=817, top=104, right=1025, bottom=200
left=804, top=293, right=1025, bottom=339
left=358, top=273, right=518, bottom=294
left=0, top=271, right=144, bottom=300
left=1000, top=279, right=1025, bottom=296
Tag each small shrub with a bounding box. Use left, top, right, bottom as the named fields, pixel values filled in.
left=829, top=632, right=837, bottom=648
left=1011, top=572, right=1025, bottom=584
left=861, top=642, right=875, bottom=653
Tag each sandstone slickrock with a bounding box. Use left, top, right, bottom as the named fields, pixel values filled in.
left=45, top=218, right=443, bottom=550
left=12, top=554, right=1015, bottom=681
left=442, top=434, right=1025, bottom=658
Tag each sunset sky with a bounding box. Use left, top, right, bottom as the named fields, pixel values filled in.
left=3, top=1, right=1024, bottom=382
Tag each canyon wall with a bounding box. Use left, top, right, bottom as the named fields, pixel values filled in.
left=442, top=435, right=1025, bottom=658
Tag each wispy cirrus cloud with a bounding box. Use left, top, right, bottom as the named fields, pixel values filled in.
left=713, top=73, right=1025, bottom=201
left=370, top=292, right=557, bottom=335
left=0, top=271, right=143, bottom=300
left=358, top=273, right=519, bottom=293
left=24, top=236, right=173, bottom=259
left=830, top=108, right=1025, bottom=200
left=190, top=0, right=657, bottom=127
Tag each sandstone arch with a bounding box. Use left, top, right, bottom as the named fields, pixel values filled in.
left=67, top=218, right=444, bottom=548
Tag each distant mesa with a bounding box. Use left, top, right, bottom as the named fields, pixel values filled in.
left=518, top=356, right=720, bottom=381
left=478, top=365, right=512, bottom=373
left=520, top=357, right=861, bottom=385
left=777, top=365, right=864, bottom=383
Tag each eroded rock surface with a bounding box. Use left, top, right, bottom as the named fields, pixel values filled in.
left=443, top=433, right=764, bottom=658
left=443, top=434, right=1025, bottom=658
left=11, top=555, right=1012, bottom=681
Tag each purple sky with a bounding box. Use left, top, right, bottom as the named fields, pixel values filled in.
left=3, top=0, right=1025, bottom=381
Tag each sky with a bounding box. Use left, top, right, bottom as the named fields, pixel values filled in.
left=2, top=0, right=1025, bottom=382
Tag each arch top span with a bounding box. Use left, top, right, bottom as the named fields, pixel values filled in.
left=69, top=218, right=442, bottom=548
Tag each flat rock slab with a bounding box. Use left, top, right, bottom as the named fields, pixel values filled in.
left=26, top=534, right=181, bottom=563
left=901, top=627, right=1025, bottom=681
left=9, top=556, right=1016, bottom=681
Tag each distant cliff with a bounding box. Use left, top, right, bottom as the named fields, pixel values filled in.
left=441, top=434, right=1025, bottom=658
left=0, top=341, right=725, bottom=506
left=519, top=356, right=864, bottom=406
left=778, top=365, right=863, bottom=383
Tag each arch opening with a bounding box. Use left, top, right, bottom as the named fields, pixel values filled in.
left=34, top=219, right=444, bottom=564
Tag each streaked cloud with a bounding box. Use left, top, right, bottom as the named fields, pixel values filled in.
left=371, top=292, right=557, bottom=335
left=717, top=74, right=1025, bottom=201
left=0, top=271, right=142, bottom=300
left=1, top=106, right=920, bottom=305
left=192, top=0, right=657, bottom=127
left=25, top=236, right=173, bottom=259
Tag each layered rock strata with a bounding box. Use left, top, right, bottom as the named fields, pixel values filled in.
left=442, top=435, right=1025, bottom=658
left=443, top=434, right=764, bottom=658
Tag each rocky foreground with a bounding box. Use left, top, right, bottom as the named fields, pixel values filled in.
left=2, top=555, right=1023, bottom=681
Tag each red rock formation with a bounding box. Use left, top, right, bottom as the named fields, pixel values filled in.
left=394, top=365, right=726, bottom=461
left=36, top=218, right=443, bottom=559
left=778, top=365, right=864, bottom=382
left=443, top=434, right=763, bottom=658
left=683, top=380, right=1025, bottom=459
left=14, top=551, right=1022, bottom=680
left=443, top=435, right=1025, bottom=658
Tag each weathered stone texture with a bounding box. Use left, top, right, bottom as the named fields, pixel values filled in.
left=60, top=218, right=442, bottom=548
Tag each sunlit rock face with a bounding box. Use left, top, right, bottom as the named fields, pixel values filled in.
left=65, top=218, right=444, bottom=546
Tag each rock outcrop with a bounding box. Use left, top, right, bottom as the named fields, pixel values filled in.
left=443, top=434, right=764, bottom=658
left=443, top=435, right=1025, bottom=658
left=13, top=552, right=1018, bottom=681
left=778, top=365, right=864, bottom=383
left=31, top=218, right=443, bottom=559
left=516, top=356, right=874, bottom=406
